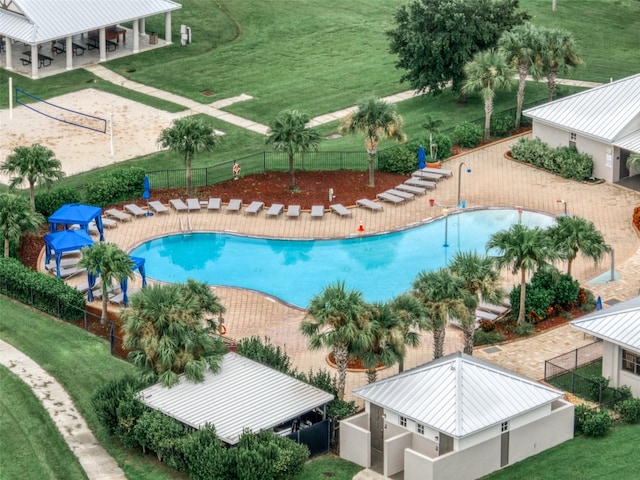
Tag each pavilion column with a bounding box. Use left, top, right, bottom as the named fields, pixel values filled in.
left=139, top=18, right=146, bottom=36
left=65, top=36, right=73, bottom=70
left=99, top=28, right=107, bottom=62
left=5, top=37, right=13, bottom=71
left=30, top=44, right=38, bottom=79
left=133, top=19, right=140, bottom=53
left=165, top=12, right=172, bottom=44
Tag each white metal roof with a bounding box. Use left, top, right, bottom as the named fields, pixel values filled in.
left=0, top=0, right=182, bottom=44
left=353, top=352, right=563, bottom=439
left=571, top=296, right=640, bottom=352
left=139, top=352, right=334, bottom=445
left=524, top=73, right=640, bottom=147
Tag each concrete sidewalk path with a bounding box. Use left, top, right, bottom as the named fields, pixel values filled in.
left=0, top=339, right=127, bottom=480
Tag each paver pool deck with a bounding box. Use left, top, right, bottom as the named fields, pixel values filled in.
left=57, top=135, right=640, bottom=399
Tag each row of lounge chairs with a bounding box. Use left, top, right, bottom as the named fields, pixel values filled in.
left=375, top=166, right=454, bottom=205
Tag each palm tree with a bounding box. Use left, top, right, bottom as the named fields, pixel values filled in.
left=462, top=49, right=516, bottom=142
left=389, top=293, right=426, bottom=372
left=340, top=98, right=406, bottom=187
left=1, top=143, right=65, bottom=211
left=422, top=114, right=444, bottom=161
left=158, top=117, right=221, bottom=196
left=360, top=302, right=404, bottom=384
left=122, top=280, right=226, bottom=387
left=539, top=27, right=583, bottom=101
left=265, top=110, right=322, bottom=190
left=548, top=215, right=609, bottom=276
left=487, top=224, right=557, bottom=325
left=499, top=24, right=543, bottom=129
left=300, top=281, right=372, bottom=400
left=0, top=193, right=44, bottom=257
left=78, top=243, right=135, bottom=324
left=413, top=268, right=475, bottom=359
left=449, top=252, right=503, bottom=355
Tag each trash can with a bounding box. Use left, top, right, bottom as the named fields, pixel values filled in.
left=149, top=32, right=158, bottom=45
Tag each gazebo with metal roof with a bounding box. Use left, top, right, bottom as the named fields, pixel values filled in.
left=0, top=0, right=181, bottom=79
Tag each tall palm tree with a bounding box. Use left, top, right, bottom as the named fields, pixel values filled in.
left=340, top=97, right=406, bottom=187
left=78, top=242, right=135, bottom=324
left=158, top=117, right=221, bottom=196
left=300, top=281, right=372, bottom=400
left=1, top=143, right=65, bottom=211
left=487, top=224, right=557, bottom=325
left=547, top=215, right=609, bottom=276
left=122, top=280, right=226, bottom=387
left=389, top=293, right=426, bottom=372
left=413, top=268, right=475, bottom=359
left=499, top=23, right=543, bottom=129
left=0, top=193, right=44, bottom=257
left=360, top=302, right=404, bottom=384
left=462, top=49, right=516, bottom=142
left=539, top=27, right=583, bottom=101
left=449, top=251, right=503, bottom=355
left=265, top=110, right=322, bottom=190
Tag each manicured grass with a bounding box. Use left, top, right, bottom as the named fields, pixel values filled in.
left=483, top=423, right=640, bottom=479
left=294, top=454, right=363, bottom=480
left=0, top=365, right=88, bottom=480
left=0, top=297, right=187, bottom=480
left=547, top=360, right=603, bottom=395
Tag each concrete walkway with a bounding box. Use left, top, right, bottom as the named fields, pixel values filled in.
left=0, top=340, right=127, bottom=480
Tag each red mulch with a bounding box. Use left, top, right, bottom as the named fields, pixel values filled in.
left=490, top=307, right=588, bottom=341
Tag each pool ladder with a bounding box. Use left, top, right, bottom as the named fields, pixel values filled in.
left=179, top=215, right=193, bottom=235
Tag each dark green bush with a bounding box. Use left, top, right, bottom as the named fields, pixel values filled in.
left=581, top=409, right=612, bottom=437
left=614, top=397, right=640, bottom=424
left=555, top=275, right=581, bottom=305
left=587, top=375, right=609, bottom=403
left=510, top=137, right=552, bottom=167
left=35, top=187, right=83, bottom=217
left=509, top=284, right=555, bottom=323
left=490, top=114, right=515, bottom=138
left=84, top=167, right=146, bottom=206
left=377, top=145, right=416, bottom=175
left=473, top=329, right=505, bottom=346
left=454, top=121, right=483, bottom=148
left=237, top=336, right=297, bottom=375
left=556, top=146, right=594, bottom=180
left=134, top=410, right=189, bottom=470
left=180, top=424, right=231, bottom=480
left=0, top=257, right=85, bottom=320
left=510, top=138, right=593, bottom=180
left=92, top=375, right=149, bottom=435
left=417, top=133, right=453, bottom=161
left=115, top=394, right=148, bottom=449
left=574, top=404, right=591, bottom=434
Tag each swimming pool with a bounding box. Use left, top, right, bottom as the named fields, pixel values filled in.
left=130, top=209, right=555, bottom=308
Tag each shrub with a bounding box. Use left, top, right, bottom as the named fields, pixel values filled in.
left=115, top=394, right=148, bottom=449
left=180, top=424, right=231, bottom=480
left=377, top=145, right=416, bottom=175
left=473, top=329, right=504, bottom=346
left=574, top=404, right=591, bottom=434
left=509, top=138, right=593, bottom=180
left=490, top=114, right=515, bottom=138
left=134, top=410, right=189, bottom=470
left=614, top=397, right=640, bottom=424
left=454, top=121, right=483, bottom=148
left=0, top=257, right=86, bottom=320
left=84, top=167, right=146, bottom=206
left=587, top=375, right=609, bottom=403
left=514, top=322, right=535, bottom=337
left=237, top=336, right=297, bottom=375
left=581, top=409, right=612, bottom=437
left=510, top=284, right=555, bottom=323
left=557, top=146, right=593, bottom=180
left=478, top=319, right=495, bottom=332
left=417, top=133, right=453, bottom=160
left=34, top=187, right=82, bottom=217
left=92, top=375, right=149, bottom=435
left=510, top=137, right=553, bottom=168
left=554, top=274, right=581, bottom=305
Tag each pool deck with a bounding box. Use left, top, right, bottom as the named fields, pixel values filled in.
left=54, top=135, right=640, bottom=399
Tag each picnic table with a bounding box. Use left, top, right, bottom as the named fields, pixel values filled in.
left=52, top=40, right=85, bottom=56
left=86, top=35, right=117, bottom=52
left=21, top=50, right=53, bottom=67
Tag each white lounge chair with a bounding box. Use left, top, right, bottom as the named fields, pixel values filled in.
left=187, top=198, right=201, bottom=212
left=58, top=265, right=86, bottom=278
left=412, top=170, right=444, bottom=181
left=105, top=208, right=132, bottom=222
left=330, top=204, right=352, bottom=217
left=421, top=167, right=453, bottom=177
left=245, top=201, right=264, bottom=215
left=405, top=178, right=436, bottom=189
left=149, top=201, right=169, bottom=214
left=124, top=204, right=147, bottom=218
left=100, top=218, right=118, bottom=228
left=311, top=206, right=324, bottom=218
left=207, top=198, right=222, bottom=212
left=265, top=204, right=284, bottom=218
left=478, top=302, right=509, bottom=315
left=75, top=277, right=101, bottom=294
left=395, top=184, right=426, bottom=195
left=376, top=192, right=405, bottom=204
left=286, top=205, right=301, bottom=219
left=169, top=199, right=188, bottom=212
left=226, top=199, right=242, bottom=213
left=385, top=189, right=415, bottom=201
left=46, top=257, right=79, bottom=271
left=475, top=310, right=499, bottom=322
left=356, top=199, right=383, bottom=212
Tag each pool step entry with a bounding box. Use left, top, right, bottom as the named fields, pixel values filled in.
left=179, top=215, right=193, bottom=235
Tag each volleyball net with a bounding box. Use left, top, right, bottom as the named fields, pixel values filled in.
left=15, top=88, right=108, bottom=134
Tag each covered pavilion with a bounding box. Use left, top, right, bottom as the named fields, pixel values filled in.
left=43, top=229, right=93, bottom=278
left=0, top=0, right=181, bottom=79
left=48, top=203, right=105, bottom=241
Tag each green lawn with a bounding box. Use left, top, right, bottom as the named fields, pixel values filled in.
left=547, top=360, right=603, bottom=397
left=0, top=365, right=88, bottom=480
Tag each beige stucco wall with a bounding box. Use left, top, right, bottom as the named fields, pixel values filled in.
left=340, top=411, right=370, bottom=468
left=385, top=431, right=412, bottom=477
left=604, top=341, right=640, bottom=397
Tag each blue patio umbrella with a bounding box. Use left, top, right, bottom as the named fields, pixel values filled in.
left=596, top=296, right=603, bottom=311
left=142, top=175, right=153, bottom=216
left=418, top=145, right=426, bottom=169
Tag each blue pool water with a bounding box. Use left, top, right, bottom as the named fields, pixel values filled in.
left=130, top=209, right=554, bottom=307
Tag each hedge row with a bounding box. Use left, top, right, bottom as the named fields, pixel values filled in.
left=0, top=257, right=86, bottom=320
left=510, top=137, right=594, bottom=181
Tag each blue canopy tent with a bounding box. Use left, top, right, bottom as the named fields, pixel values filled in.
left=43, top=230, right=94, bottom=277
left=86, top=256, right=147, bottom=306
left=48, top=204, right=105, bottom=242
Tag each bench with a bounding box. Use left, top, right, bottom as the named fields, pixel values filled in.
left=21, top=51, right=53, bottom=68
left=52, top=40, right=86, bottom=56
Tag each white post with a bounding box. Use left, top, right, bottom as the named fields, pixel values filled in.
left=109, top=113, right=114, bottom=156
left=65, top=36, right=73, bottom=70
left=99, top=28, right=107, bottom=62
left=133, top=19, right=140, bottom=53
left=5, top=37, right=13, bottom=71
left=9, top=76, right=12, bottom=119
left=165, top=12, right=173, bottom=44
left=30, top=44, right=38, bottom=79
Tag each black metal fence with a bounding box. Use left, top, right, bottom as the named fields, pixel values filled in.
left=287, top=418, right=331, bottom=457
left=544, top=340, right=603, bottom=378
